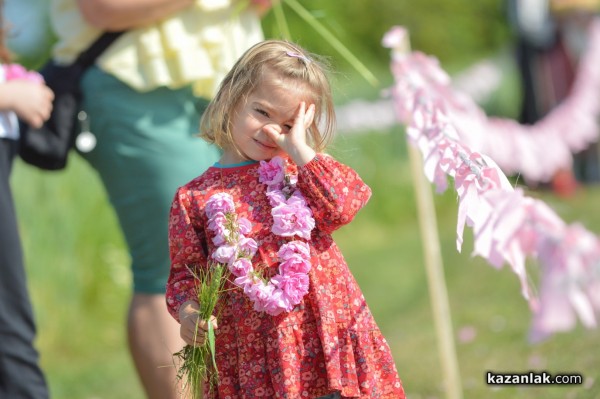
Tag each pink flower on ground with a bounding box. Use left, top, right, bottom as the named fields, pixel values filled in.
left=258, top=157, right=285, bottom=186
left=205, top=193, right=235, bottom=219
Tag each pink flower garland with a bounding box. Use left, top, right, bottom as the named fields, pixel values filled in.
left=205, top=157, right=315, bottom=316
left=383, top=19, right=600, bottom=184
left=384, top=26, right=600, bottom=341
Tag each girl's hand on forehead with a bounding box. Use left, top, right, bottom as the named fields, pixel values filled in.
left=264, top=101, right=317, bottom=166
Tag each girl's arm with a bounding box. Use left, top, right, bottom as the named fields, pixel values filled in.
left=296, top=154, right=372, bottom=235
left=75, top=0, right=194, bottom=31
left=264, top=101, right=371, bottom=234
left=0, top=80, right=54, bottom=128
left=77, top=0, right=269, bottom=31
left=165, top=187, right=207, bottom=322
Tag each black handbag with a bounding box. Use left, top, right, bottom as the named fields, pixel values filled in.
left=18, top=31, right=124, bottom=170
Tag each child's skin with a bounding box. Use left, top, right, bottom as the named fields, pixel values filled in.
left=178, top=69, right=317, bottom=346
left=218, top=70, right=316, bottom=166
left=0, top=79, right=53, bottom=127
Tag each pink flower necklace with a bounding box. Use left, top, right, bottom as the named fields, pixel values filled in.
left=205, top=157, right=315, bottom=316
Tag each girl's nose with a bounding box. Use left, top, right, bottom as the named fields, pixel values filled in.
left=263, top=123, right=281, bottom=134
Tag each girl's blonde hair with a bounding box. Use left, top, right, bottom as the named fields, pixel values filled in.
left=200, top=40, right=336, bottom=153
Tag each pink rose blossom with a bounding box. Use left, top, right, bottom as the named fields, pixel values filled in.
left=278, top=241, right=310, bottom=261
left=271, top=201, right=315, bottom=239
left=272, top=272, right=309, bottom=304
left=287, top=190, right=308, bottom=207
left=230, top=258, right=253, bottom=278
left=207, top=212, right=227, bottom=232
left=248, top=283, right=275, bottom=309
left=258, top=157, right=285, bottom=186
left=254, top=286, right=290, bottom=315
left=237, top=236, right=258, bottom=257
left=265, top=289, right=292, bottom=315
left=266, top=189, right=286, bottom=207
left=212, top=233, right=227, bottom=247
left=278, top=255, right=311, bottom=275
left=212, top=244, right=237, bottom=264
left=235, top=275, right=258, bottom=294
left=208, top=212, right=230, bottom=245
left=205, top=193, right=235, bottom=219
left=237, top=217, right=252, bottom=235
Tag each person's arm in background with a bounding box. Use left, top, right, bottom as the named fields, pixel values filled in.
left=0, top=80, right=53, bottom=128
left=76, top=0, right=195, bottom=31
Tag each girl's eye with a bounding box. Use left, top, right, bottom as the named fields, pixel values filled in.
left=255, top=108, right=269, bottom=117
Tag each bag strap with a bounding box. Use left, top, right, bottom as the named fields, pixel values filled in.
left=75, top=31, right=126, bottom=69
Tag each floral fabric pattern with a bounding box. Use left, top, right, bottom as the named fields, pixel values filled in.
left=166, top=155, right=406, bottom=398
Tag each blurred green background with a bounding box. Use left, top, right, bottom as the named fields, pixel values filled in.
left=9, top=1, right=600, bottom=398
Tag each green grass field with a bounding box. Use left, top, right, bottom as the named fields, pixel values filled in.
left=12, top=127, right=600, bottom=399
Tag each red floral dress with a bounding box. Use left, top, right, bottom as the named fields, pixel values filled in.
left=166, top=155, right=406, bottom=398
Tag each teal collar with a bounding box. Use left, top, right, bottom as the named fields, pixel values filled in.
left=213, top=160, right=259, bottom=168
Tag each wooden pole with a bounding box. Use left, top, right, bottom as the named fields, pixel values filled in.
left=393, top=28, right=463, bottom=398
left=407, top=144, right=463, bottom=399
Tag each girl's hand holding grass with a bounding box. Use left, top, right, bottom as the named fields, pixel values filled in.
left=174, top=264, right=226, bottom=396
left=179, top=300, right=218, bottom=347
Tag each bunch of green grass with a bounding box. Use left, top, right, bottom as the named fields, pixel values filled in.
left=173, top=263, right=229, bottom=398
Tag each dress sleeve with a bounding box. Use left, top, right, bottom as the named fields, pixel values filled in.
left=165, top=187, right=207, bottom=322
left=296, top=154, right=372, bottom=235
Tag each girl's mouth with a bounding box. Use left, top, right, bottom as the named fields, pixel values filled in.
left=254, top=139, right=276, bottom=150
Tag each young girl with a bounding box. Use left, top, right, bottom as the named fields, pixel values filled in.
left=0, top=2, right=53, bottom=397
left=166, top=40, right=406, bottom=399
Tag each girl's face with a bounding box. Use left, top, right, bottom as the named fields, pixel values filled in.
left=219, top=71, right=311, bottom=165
